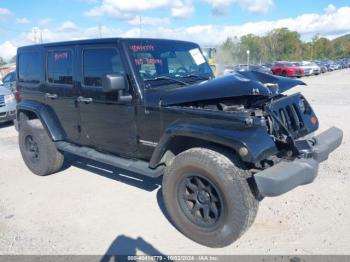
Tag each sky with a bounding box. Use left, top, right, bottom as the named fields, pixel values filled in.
left=0, top=0, right=349, bottom=61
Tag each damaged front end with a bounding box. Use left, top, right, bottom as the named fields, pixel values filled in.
left=154, top=71, right=343, bottom=197
left=160, top=71, right=320, bottom=159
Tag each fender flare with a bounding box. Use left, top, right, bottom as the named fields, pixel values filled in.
left=17, top=100, right=66, bottom=141
left=149, top=123, right=278, bottom=168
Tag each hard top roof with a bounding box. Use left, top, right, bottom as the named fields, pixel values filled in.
left=17, top=37, right=198, bottom=51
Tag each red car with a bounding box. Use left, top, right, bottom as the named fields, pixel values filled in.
left=271, top=62, right=304, bottom=77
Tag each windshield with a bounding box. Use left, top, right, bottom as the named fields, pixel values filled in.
left=127, top=40, right=213, bottom=88
left=284, top=63, right=295, bottom=67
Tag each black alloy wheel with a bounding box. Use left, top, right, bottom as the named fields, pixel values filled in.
left=24, top=135, right=40, bottom=162
left=178, top=175, right=223, bottom=228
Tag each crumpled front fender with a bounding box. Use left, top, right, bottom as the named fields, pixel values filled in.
left=149, top=122, right=278, bottom=168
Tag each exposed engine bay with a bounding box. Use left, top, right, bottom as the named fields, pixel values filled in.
left=173, top=92, right=318, bottom=164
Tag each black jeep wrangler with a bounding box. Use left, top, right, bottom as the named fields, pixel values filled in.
left=16, top=38, right=342, bottom=248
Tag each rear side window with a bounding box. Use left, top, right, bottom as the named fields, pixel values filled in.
left=83, top=48, right=124, bottom=87
left=47, top=50, right=73, bottom=85
left=18, top=52, right=40, bottom=83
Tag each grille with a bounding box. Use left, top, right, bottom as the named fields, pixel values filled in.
left=0, top=95, right=5, bottom=107
left=270, top=96, right=305, bottom=137
left=274, top=105, right=304, bottom=132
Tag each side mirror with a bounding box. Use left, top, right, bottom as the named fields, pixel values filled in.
left=101, top=74, right=127, bottom=93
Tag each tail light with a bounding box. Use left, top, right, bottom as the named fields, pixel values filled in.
left=14, top=90, right=21, bottom=102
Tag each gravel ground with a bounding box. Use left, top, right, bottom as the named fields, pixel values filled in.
left=0, top=69, right=349, bottom=256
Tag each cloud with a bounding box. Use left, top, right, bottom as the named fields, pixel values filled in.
left=128, top=16, right=170, bottom=27
left=205, top=0, right=274, bottom=15
left=121, top=5, right=350, bottom=44
left=16, top=17, right=30, bottom=24
left=84, top=0, right=273, bottom=19
left=0, top=7, right=11, bottom=16
left=2, top=4, right=350, bottom=61
left=324, top=4, right=336, bottom=14
left=205, top=0, right=232, bottom=16
left=60, top=21, right=79, bottom=31
left=238, top=0, right=274, bottom=14
left=38, top=18, right=52, bottom=26
left=0, top=41, right=17, bottom=61
left=85, top=0, right=194, bottom=19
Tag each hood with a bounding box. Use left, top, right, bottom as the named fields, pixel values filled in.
left=146, top=71, right=305, bottom=106
left=0, top=86, right=11, bottom=96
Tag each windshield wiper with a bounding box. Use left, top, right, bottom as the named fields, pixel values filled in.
left=179, top=74, right=210, bottom=80
left=144, top=76, right=189, bottom=86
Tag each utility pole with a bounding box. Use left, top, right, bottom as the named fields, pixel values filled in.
left=32, top=27, right=39, bottom=43
left=247, top=50, right=250, bottom=68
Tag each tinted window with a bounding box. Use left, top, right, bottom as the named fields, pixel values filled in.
left=47, top=50, right=73, bottom=85
left=83, top=48, right=124, bottom=87
left=18, top=52, right=40, bottom=83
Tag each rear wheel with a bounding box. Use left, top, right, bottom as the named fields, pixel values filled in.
left=281, top=71, right=287, bottom=77
left=162, top=147, right=258, bottom=248
left=19, top=119, right=64, bottom=176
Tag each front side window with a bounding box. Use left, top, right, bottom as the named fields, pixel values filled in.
left=18, top=52, right=40, bottom=83
left=47, top=50, right=73, bottom=85
left=83, top=48, right=124, bottom=87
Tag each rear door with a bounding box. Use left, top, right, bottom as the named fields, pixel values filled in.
left=44, top=47, right=80, bottom=142
left=77, top=44, right=137, bottom=156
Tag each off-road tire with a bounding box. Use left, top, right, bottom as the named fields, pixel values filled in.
left=19, top=119, right=64, bottom=176
left=162, top=147, right=258, bottom=248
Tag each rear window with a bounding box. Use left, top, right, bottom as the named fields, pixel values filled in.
left=47, top=50, right=73, bottom=85
left=83, top=48, right=124, bottom=87
left=18, top=52, right=41, bottom=83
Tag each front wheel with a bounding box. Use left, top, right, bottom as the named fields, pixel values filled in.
left=19, top=119, right=64, bottom=176
left=162, top=148, right=258, bottom=248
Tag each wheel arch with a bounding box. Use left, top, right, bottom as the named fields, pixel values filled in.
left=17, top=100, right=66, bottom=141
left=149, top=123, right=278, bottom=168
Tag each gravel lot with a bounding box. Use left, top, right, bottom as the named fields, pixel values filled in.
left=0, top=70, right=349, bottom=256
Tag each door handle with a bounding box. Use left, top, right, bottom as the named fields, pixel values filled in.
left=77, top=96, right=93, bottom=103
left=45, top=93, right=58, bottom=99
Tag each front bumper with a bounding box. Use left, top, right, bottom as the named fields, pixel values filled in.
left=254, top=127, right=343, bottom=197
left=0, top=110, right=16, bottom=123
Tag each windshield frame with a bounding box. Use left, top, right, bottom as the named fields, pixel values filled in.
left=124, top=39, right=214, bottom=90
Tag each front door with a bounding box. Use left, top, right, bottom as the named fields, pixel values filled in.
left=77, top=44, right=137, bottom=156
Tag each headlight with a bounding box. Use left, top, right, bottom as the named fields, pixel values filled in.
left=4, top=94, right=15, bottom=104
left=298, top=99, right=306, bottom=113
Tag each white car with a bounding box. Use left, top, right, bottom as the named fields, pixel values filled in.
left=296, top=61, right=321, bottom=76
left=0, top=86, right=16, bottom=124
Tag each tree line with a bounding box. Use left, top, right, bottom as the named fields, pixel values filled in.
left=217, top=28, right=350, bottom=65
left=1, top=29, right=349, bottom=67
left=0, top=56, right=16, bottom=67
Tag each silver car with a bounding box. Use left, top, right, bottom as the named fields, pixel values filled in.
left=0, top=86, right=16, bottom=124
left=1, top=71, right=16, bottom=92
